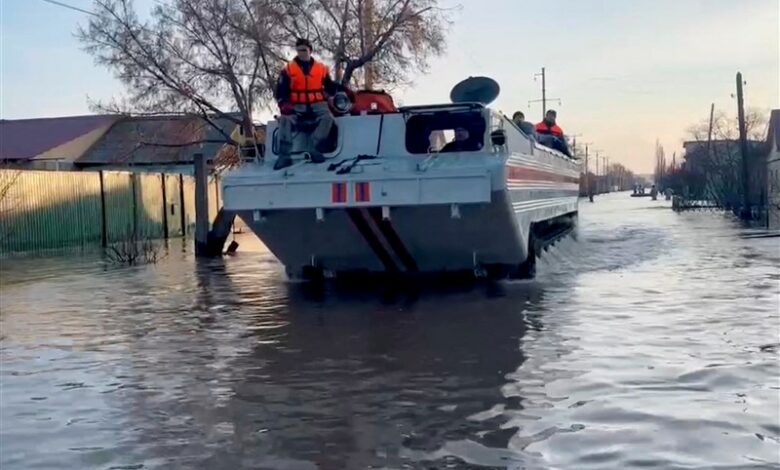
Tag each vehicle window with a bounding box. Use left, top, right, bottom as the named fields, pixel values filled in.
left=405, top=111, right=485, bottom=154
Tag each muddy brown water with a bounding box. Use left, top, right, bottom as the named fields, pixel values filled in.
left=1, top=194, right=779, bottom=469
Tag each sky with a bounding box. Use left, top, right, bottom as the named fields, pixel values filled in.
left=1, top=0, right=778, bottom=173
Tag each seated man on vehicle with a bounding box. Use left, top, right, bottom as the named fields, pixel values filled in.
left=534, top=109, right=571, bottom=157
left=440, top=127, right=482, bottom=153
left=512, top=111, right=525, bottom=127
left=512, top=110, right=536, bottom=139
left=274, top=38, right=349, bottom=170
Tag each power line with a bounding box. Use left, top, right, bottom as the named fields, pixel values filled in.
left=39, top=0, right=97, bottom=16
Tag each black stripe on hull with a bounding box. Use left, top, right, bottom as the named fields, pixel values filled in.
left=346, top=208, right=399, bottom=273
left=368, top=208, right=419, bottom=273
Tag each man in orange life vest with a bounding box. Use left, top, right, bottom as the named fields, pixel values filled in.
left=535, top=109, right=564, bottom=137
left=534, top=109, right=571, bottom=156
left=274, top=38, right=345, bottom=170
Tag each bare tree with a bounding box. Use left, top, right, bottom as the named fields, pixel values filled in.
left=78, top=0, right=285, bottom=144
left=654, top=140, right=666, bottom=186
left=687, top=109, right=768, bottom=142
left=682, top=109, right=768, bottom=209
left=606, top=162, right=636, bottom=192
left=79, top=0, right=452, bottom=164
left=276, top=0, right=451, bottom=89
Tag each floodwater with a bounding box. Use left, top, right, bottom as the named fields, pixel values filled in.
left=1, top=194, right=779, bottom=470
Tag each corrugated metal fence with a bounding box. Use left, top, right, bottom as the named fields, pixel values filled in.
left=0, top=169, right=225, bottom=254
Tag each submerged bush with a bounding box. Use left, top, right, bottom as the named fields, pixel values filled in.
left=105, top=233, right=164, bottom=266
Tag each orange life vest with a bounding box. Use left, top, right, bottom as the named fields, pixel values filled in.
left=535, top=121, right=564, bottom=136
left=286, top=59, right=329, bottom=104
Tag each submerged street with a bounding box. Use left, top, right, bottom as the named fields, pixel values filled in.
left=1, top=194, right=778, bottom=469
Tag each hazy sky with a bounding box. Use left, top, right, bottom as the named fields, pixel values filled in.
left=2, top=0, right=778, bottom=173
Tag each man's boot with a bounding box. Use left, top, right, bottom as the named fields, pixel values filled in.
left=308, top=150, right=325, bottom=164
left=274, top=155, right=292, bottom=170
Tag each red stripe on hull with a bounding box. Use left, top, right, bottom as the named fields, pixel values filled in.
left=507, top=165, right=580, bottom=184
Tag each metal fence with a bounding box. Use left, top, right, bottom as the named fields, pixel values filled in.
left=0, top=169, right=225, bottom=254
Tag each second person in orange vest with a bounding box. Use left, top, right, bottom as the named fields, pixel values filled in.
left=274, top=38, right=347, bottom=170
left=534, top=109, right=571, bottom=156
left=534, top=109, right=565, bottom=137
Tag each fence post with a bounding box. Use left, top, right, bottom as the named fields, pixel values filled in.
left=194, top=153, right=209, bottom=256
left=99, top=170, right=107, bottom=247
left=178, top=173, right=186, bottom=236
left=214, top=174, right=221, bottom=209
left=160, top=173, right=169, bottom=240
left=130, top=172, right=138, bottom=237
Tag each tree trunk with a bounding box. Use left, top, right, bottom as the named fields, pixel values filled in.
left=362, top=0, right=375, bottom=90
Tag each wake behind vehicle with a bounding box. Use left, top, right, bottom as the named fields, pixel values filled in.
left=221, top=77, right=581, bottom=281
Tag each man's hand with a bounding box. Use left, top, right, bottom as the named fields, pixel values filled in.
left=279, top=101, right=295, bottom=115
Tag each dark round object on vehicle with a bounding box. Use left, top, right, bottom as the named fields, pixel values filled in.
left=490, top=129, right=507, bottom=146
left=450, top=76, right=500, bottom=105
left=332, top=92, right=352, bottom=113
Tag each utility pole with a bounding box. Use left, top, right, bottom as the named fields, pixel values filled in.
left=540, top=67, right=546, bottom=115
left=529, top=67, right=561, bottom=120
left=569, top=134, right=583, bottom=158
left=583, top=143, right=594, bottom=202
left=595, top=151, right=600, bottom=194
left=584, top=145, right=590, bottom=200
left=706, top=103, right=715, bottom=161
left=736, top=72, right=750, bottom=219
left=702, top=103, right=715, bottom=201
left=194, top=153, right=209, bottom=256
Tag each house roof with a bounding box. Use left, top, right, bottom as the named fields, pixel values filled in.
left=768, top=109, right=780, bottom=152
left=0, top=115, right=118, bottom=161
left=77, top=115, right=239, bottom=165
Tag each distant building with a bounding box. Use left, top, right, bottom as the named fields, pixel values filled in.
left=74, top=114, right=241, bottom=172
left=0, top=113, right=259, bottom=253
left=767, top=110, right=780, bottom=229
left=0, top=114, right=246, bottom=172
left=0, top=115, right=117, bottom=169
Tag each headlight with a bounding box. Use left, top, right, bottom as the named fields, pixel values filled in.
left=332, top=92, right=352, bottom=113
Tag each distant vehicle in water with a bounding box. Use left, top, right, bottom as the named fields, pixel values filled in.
left=221, top=77, right=581, bottom=281
left=631, top=184, right=653, bottom=197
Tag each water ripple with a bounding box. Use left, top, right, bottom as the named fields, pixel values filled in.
left=1, top=195, right=778, bottom=469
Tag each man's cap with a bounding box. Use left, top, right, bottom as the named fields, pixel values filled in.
left=546, top=109, right=557, bottom=116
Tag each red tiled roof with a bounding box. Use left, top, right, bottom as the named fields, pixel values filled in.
left=0, top=115, right=117, bottom=161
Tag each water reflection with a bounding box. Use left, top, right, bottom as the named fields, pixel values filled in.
left=190, top=267, right=548, bottom=469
